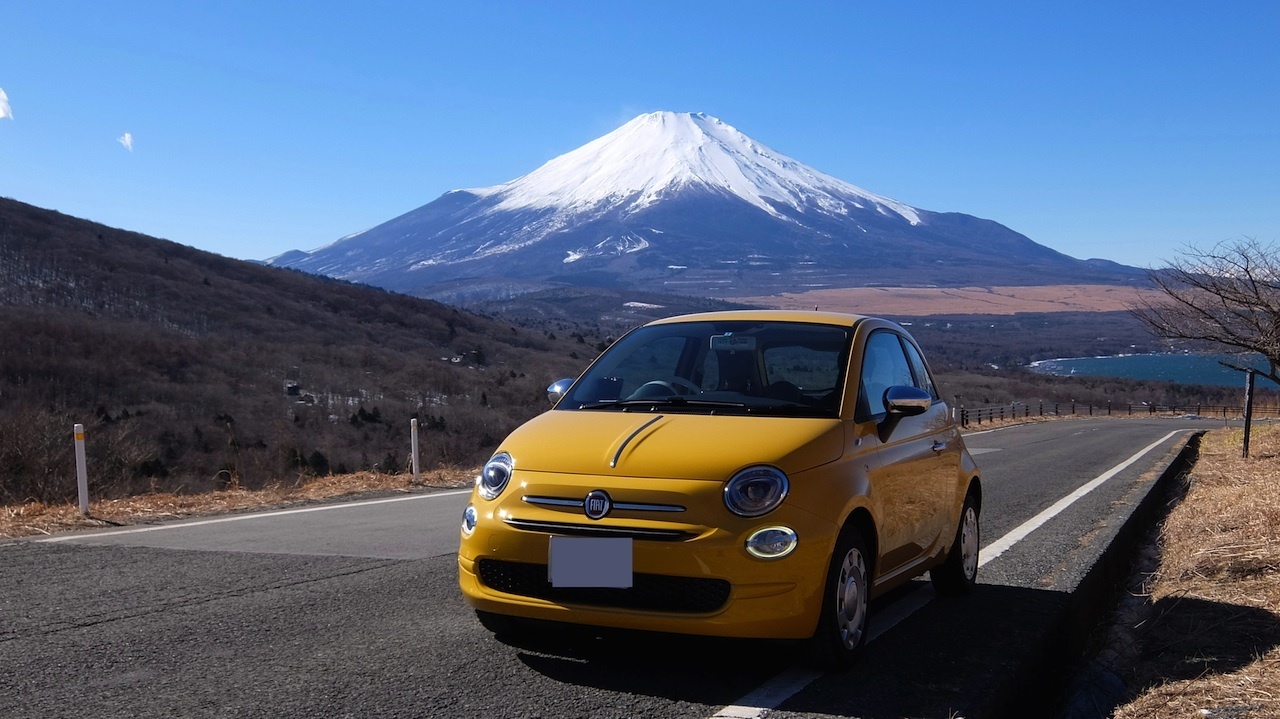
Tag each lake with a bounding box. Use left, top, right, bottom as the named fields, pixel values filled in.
left=1029, top=353, right=1278, bottom=389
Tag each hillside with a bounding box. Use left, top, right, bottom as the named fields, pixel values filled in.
left=0, top=197, right=602, bottom=503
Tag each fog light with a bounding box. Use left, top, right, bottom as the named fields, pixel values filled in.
left=745, top=526, right=797, bottom=559
left=462, top=504, right=478, bottom=535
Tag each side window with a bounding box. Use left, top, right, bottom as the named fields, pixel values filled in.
left=859, top=332, right=915, bottom=416
left=903, top=341, right=939, bottom=399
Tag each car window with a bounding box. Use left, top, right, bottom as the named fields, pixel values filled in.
left=902, top=341, right=939, bottom=399
left=586, top=335, right=689, bottom=400
left=563, top=320, right=852, bottom=417
left=859, top=332, right=915, bottom=416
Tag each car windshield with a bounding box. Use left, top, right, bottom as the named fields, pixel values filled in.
left=560, top=320, right=852, bottom=417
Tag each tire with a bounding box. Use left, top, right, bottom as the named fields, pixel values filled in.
left=806, top=528, right=872, bottom=670
left=930, top=492, right=980, bottom=596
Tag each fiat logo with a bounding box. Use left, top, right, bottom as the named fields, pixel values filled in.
left=584, top=490, right=612, bottom=520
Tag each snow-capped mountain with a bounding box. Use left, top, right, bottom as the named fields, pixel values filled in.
left=270, top=111, right=1140, bottom=300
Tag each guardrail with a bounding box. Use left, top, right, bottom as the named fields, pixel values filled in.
left=955, top=401, right=1280, bottom=428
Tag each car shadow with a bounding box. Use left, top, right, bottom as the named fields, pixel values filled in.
left=489, top=582, right=1280, bottom=718
left=1124, top=591, right=1280, bottom=686
left=499, top=622, right=781, bottom=706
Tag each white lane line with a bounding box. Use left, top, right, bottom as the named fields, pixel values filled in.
left=977, top=429, right=1184, bottom=567
left=710, top=586, right=941, bottom=718
left=708, top=428, right=1191, bottom=719
left=711, top=668, right=824, bottom=719
left=34, top=489, right=473, bottom=543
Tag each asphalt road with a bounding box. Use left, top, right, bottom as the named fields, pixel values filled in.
left=1, top=416, right=1223, bottom=718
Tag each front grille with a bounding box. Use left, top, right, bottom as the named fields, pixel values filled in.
left=476, top=558, right=731, bottom=613
left=502, top=517, right=697, bottom=541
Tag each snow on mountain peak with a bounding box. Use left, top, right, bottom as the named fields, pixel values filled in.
left=467, top=111, right=921, bottom=225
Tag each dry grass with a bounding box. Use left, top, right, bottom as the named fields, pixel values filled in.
left=1109, top=424, right=1280, bottom=718
left=0, top=467, right=476, bottom=538
left=737, top=284, right=1164, bottom=317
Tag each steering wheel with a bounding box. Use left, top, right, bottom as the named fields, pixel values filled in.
left=633, top=377, right=701, bottom=397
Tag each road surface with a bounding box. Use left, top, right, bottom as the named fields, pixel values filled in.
left=1, top=416, right=1219, bottom=718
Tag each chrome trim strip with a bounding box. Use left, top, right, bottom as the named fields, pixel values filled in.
left=502, top=517, right=695, bottom=541
left=522, top=496, right=583, bottom=508
left=613, top=502, right=686, bottom=513
left=611, top=415, right=664, bottom=468
left=522, top=495, right=685, bottom=513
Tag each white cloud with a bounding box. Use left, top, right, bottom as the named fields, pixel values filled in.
left=118, top=132, right=133, bottom=152
left=0, top=88, right=12, bottom=120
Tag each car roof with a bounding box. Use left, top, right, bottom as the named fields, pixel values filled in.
left=645, top=309, right=874, bottom=328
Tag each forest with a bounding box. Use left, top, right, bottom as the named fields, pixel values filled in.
left=0, top=198, right=599, bottom=503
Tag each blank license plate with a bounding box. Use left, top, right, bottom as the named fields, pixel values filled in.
left=548, top=536, right=633, bottom=588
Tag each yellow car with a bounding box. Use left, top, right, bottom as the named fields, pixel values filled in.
left=457, top=310, right=981, bottom=667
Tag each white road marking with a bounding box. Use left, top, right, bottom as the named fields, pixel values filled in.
left=33, top=489, right=473, bottom=544
left=711, top=668, right=825, bottom=719
left=977, top=429, right=1184, bottom=567
left=708, top=428, right=1191, bottom=719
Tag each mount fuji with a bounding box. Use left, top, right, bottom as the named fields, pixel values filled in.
left=269, top=111, right=1140, bottom=300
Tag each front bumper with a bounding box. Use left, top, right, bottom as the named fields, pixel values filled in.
left=457, top=477, right=838, bottom=640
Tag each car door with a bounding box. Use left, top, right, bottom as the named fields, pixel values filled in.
left=860, top=330, right=955, bottom=578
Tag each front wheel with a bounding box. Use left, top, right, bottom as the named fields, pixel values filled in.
left=930, top=493, right=980, bottom=596
left=806, top=529, right=871, bottom=670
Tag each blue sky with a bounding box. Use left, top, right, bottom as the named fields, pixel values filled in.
left=1, top=1, right=1276, bottom=269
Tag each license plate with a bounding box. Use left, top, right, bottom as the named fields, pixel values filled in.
left=548, top=536, right=633, bottom=588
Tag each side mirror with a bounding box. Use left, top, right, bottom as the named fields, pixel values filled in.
left=547, top=378, right=575, bottom=405
left=878, top=385, right=932, bottom=442
left=884, top=385, right=932, bottom=416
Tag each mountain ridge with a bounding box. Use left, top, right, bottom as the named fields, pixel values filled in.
left=270, top=111, right=1144, bottom=300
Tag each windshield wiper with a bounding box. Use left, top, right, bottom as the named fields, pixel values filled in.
left=744, top=404, right=831, bottom=416
left=578, top=397, right=747, bottom=410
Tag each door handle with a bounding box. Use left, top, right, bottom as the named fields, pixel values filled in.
left=931, top=441, right=947, bottom=452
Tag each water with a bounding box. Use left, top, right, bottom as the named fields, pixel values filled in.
left=1029, top=353, right=1278, bottom=389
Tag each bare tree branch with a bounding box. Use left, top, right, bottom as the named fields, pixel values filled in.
left=1131, top=238, right=1280, bottom=387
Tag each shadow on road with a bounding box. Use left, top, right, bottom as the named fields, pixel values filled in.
left=498, top=623, right=777, bottom=706
left=491, top=580, right=1280, bottom=718
left=484, top=584, right=1060, bottom=716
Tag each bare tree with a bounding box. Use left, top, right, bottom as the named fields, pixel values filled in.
left=1132, top=238, right=1280, bottom=386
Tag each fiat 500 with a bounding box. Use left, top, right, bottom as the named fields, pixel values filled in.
left=457, top=310, right=981, bottom=667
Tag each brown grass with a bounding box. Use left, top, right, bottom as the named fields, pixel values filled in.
left=0, top=467, right=476, bottom=538
left=1109, top=424, right=1280, bottom=718
left=738, top=284, right=1163, bottom=316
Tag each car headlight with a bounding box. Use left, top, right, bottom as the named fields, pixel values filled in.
left=724, top=465, right=789, bottom=517
left=461, top=504, right=478, bottom=535
left=745, top=526, right=798, bottom=559
left=476, top=452, right=513, bottom=500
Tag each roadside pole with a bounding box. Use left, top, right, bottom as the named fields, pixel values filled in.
left=1243, top=370, right=1256, bottom=458
left=73, top=423, right=89, bottom=515
left=411, top=418, right=420, bottom=484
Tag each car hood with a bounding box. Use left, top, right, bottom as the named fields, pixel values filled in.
left=499, top=410, right=844, bottom=480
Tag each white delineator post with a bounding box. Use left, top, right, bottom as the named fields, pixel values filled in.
left=73, top=423, right=89, bottom=515
left=410, top=418, right=420, bottom=484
